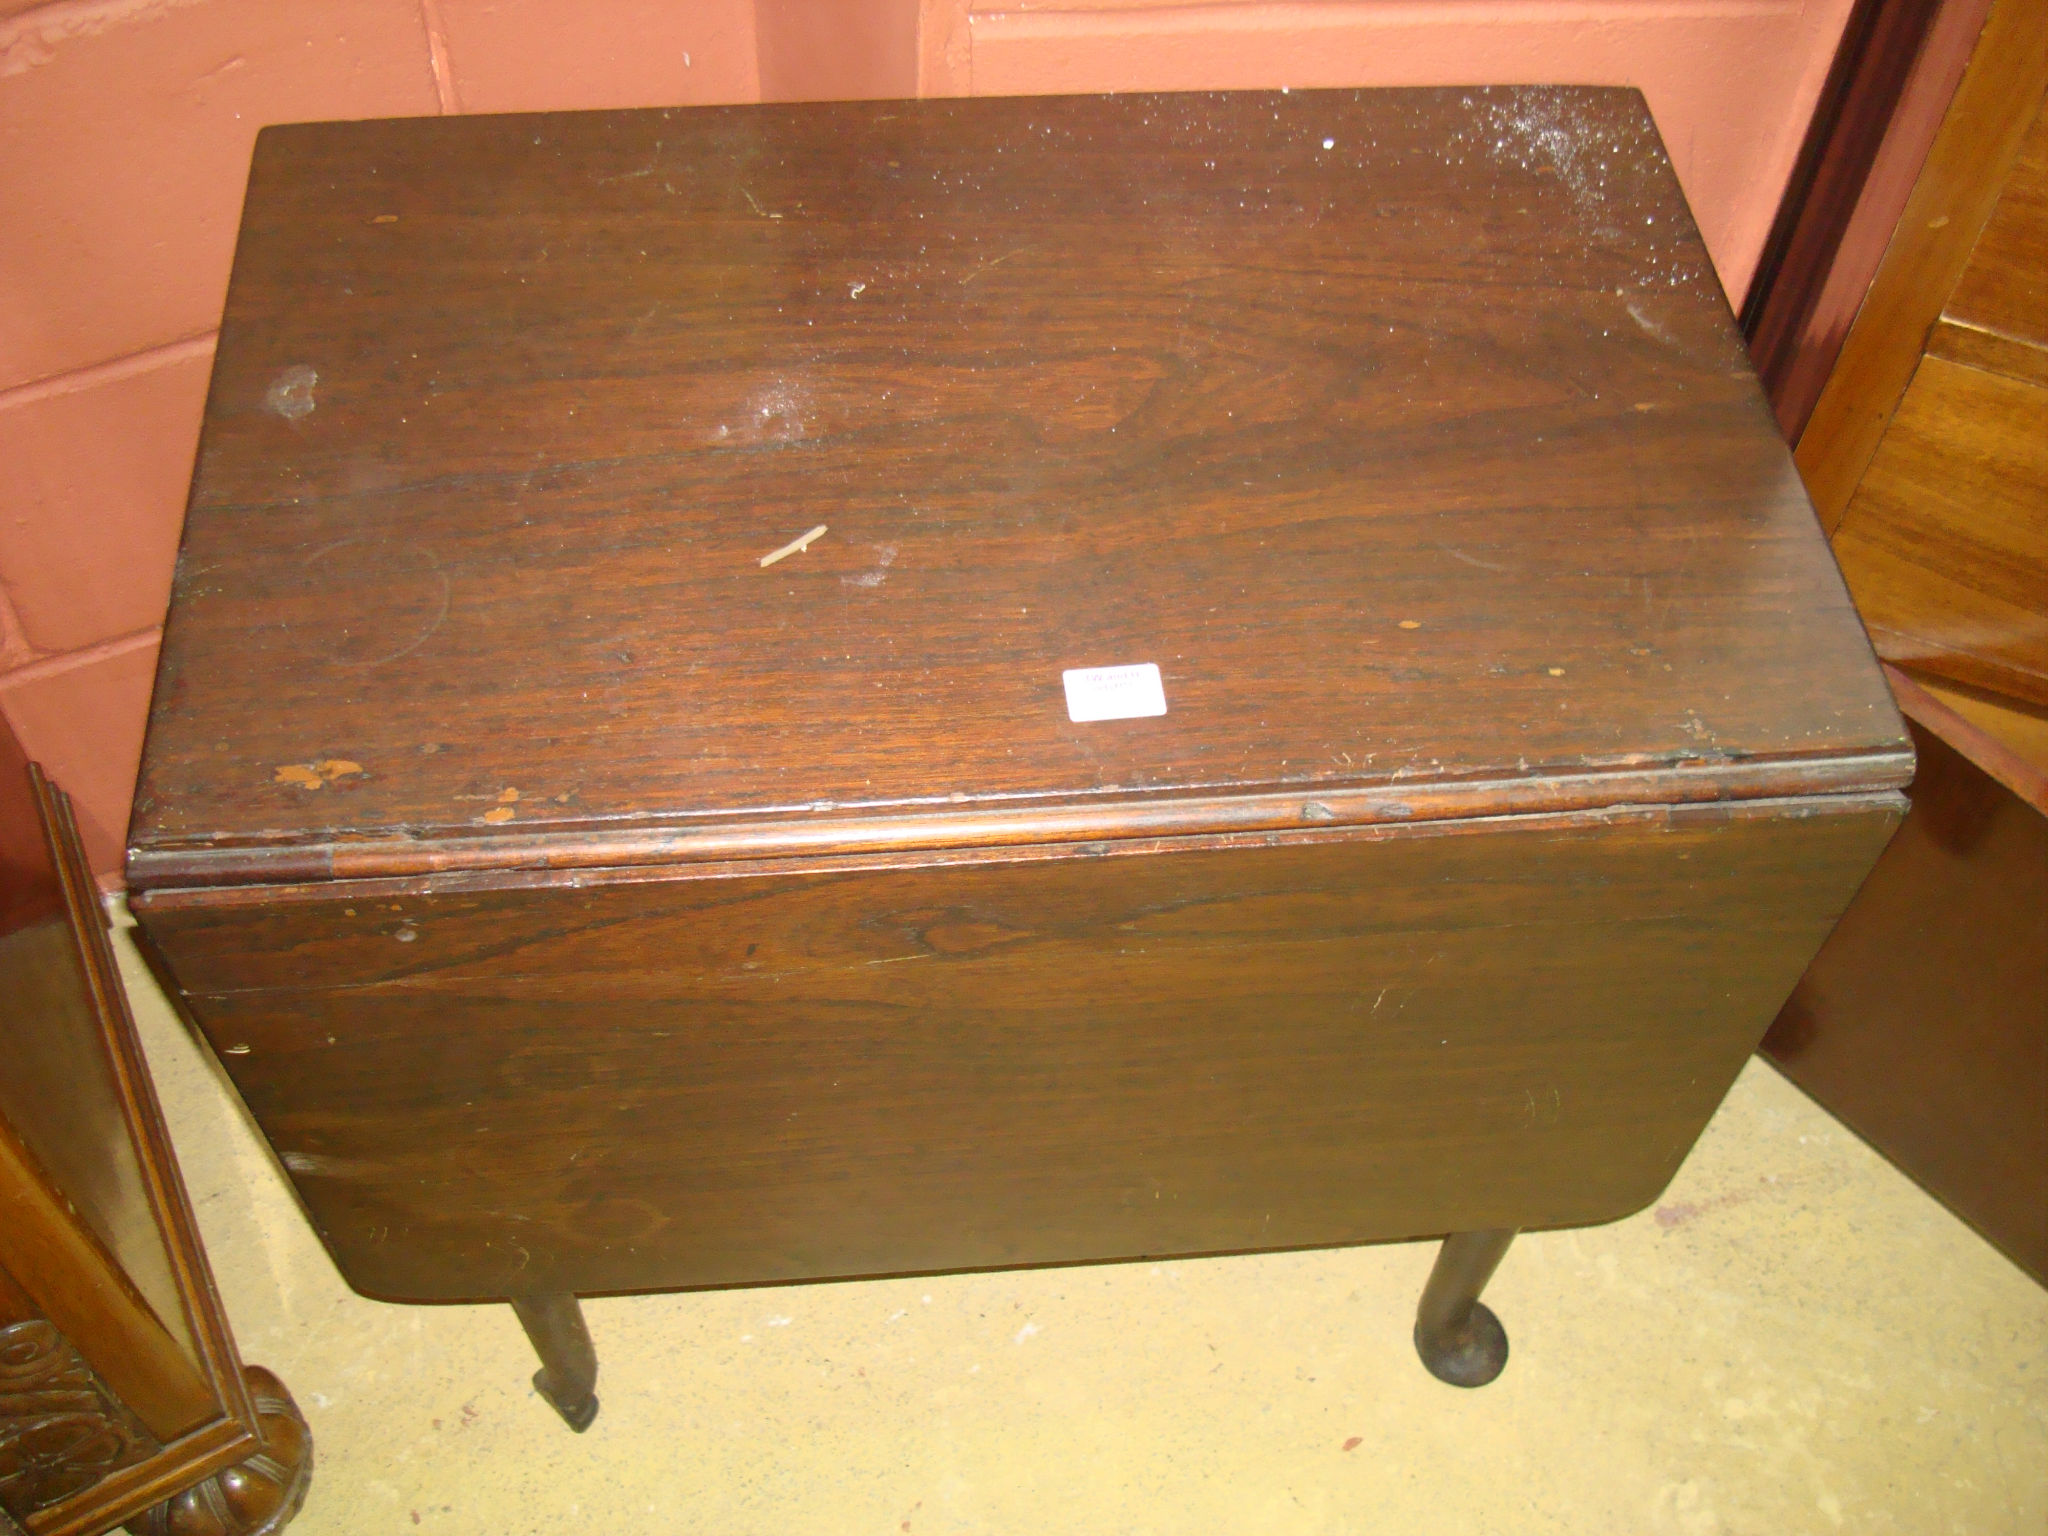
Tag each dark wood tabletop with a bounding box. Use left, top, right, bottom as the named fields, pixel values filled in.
left=130, top=88, right=1908, bottom=889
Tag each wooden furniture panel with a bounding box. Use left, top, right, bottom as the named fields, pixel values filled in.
left=0, top=915, right=204, bottom=1401
left=1928, top=314, right=2048, bottom=384
left=1830, top=353, right=2048, bottom=703
left=0, top=1265, right=162, bottom=1529
left=1911, top=672, right=2048, bottom=797
left=1791, top=0, right=2047, bottom=701
left=0, top=743, right=308, bottom=1536
left=129, top=90, right=1908, bottom=1422
left=1743, top=0, right=1995, bottom=440
left=1765, top=709, right=2047, bottom=1281
left=134, top=799, right=1898, bottom=1305
left=1756, top=0, right=2047, bottom=1291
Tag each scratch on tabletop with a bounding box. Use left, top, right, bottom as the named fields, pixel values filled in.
left=960, top=246, right=1035, bottom=284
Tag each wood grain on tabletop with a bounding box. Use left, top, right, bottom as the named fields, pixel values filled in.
left=134, top=796, right=1899, bottom=1302
left=130, top=88, right=1906, bottom=887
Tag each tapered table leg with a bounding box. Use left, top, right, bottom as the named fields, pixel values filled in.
left=509, top=1294, right=599, bottom=1432
left=1413, top=1228, right=1516, bottom=1388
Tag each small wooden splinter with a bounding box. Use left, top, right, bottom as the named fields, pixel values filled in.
left=759, top=524, right=828, bottom=568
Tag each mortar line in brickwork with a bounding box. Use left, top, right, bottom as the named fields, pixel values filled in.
left=0, top=625, right=159, bottom=689
left=418, top=0, right=459, bottom=114
left=0, top=333, right=216, bottom=413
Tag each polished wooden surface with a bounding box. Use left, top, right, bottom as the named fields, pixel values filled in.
left=1919, top=94, right=2048, bottom=391
left=127, top=94, right=1909, bottom=1408
left=1763, top=0, right=2047, bottom=1288
left=134, top=797, right=1899, bottom=1303
left=1830, top=353, right=2048, bottom=704
left=1943, top=101, right=2048, bottom=354
left=1796, top=0, right=2046, bottom=530
left=131, top=88, right=1906, bottom=890
left=1764, top=714, right=2047, bottom=1282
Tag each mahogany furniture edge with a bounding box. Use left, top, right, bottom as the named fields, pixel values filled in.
left=125, top=787, right=1913, bottom=914
left=124, top=750, right=1914, bottom=891
left=129, top=789, right=1906, bottom=1423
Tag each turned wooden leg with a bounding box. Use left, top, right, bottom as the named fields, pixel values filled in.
left=509, top=1293, right=599, bottom=1432
left=1413, top=1228, right=1516, bottom=1388
left=124, top=1366, right=312, bottom=1536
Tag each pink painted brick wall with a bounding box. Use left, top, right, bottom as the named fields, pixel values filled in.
left=0, top=0, right=759, bottom=876
left=0, top=0, right=1846, bottom=878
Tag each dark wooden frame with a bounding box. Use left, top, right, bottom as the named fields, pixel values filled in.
left=1, top=761, right=309, bottom=1535
left=1742, top=0, right=1998, bottom=440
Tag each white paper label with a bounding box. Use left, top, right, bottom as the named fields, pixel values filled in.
left=1062, top=663, right=1167, bottom=723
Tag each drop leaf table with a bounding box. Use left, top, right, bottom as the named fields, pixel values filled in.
left=127, top=89, right=1910, bottom=1431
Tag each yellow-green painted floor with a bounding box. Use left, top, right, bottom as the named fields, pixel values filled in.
left=111, top=920, right=2046, bottom=1536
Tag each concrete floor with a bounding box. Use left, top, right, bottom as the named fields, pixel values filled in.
left=111, top=921, right=2047, bottom=1536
